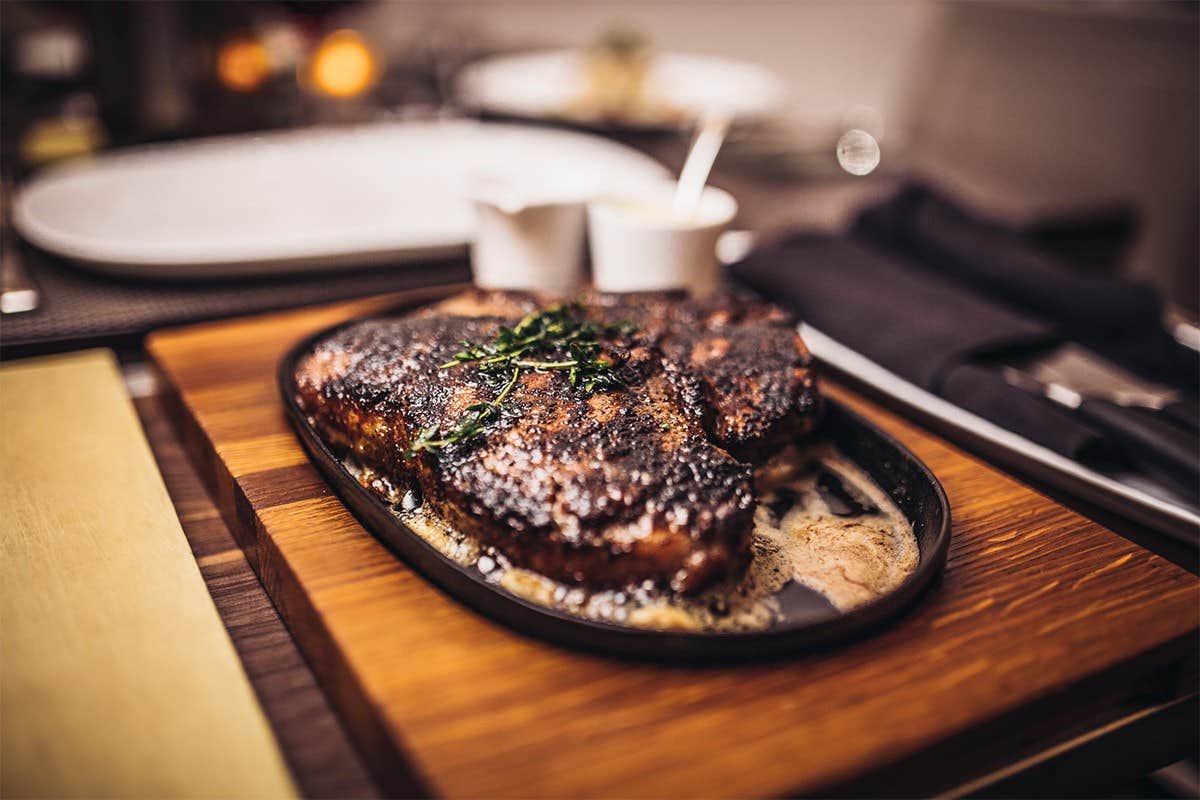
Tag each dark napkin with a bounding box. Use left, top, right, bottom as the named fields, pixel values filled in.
left=852, top=184, right=1196, bottom=390
left=731, top=234, right=1115, bottom=461
left=0, top=245, right=470, bottom=360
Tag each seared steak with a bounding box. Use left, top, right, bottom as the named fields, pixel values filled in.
left=294, top=289, right=819, bottom=592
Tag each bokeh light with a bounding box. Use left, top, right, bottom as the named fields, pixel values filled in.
left=835, top=128, right=880, bottom=176
left=216, top=34, right=271, bottom=93
left=306, top=30, right=379, bottom=98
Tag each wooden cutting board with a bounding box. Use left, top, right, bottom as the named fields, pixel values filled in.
left=147, top=288, right=1198, bottom=798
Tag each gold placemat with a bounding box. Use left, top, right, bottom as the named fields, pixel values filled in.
left=1, top=350, right=296, bottom=798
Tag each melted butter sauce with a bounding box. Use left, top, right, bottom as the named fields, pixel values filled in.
left=346, top=443, right=917, bottom=632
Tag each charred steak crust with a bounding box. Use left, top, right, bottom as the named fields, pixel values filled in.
left=295, top=290, right=819, bottom=593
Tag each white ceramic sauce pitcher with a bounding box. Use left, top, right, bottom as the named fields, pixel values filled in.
left=469, top=177, right=586, bottom=296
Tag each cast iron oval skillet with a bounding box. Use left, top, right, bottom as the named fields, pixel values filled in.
left=279, top=303, right=951, bottom=662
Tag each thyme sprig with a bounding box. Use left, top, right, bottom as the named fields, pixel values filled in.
left=404, top=303, right=634, bottom=458
left=404, top=367, right=520, bottom=456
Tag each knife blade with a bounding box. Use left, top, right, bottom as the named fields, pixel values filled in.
left=1003, top=366, right=1199, bottom=497
left=1019, top=343, right=1198, bottom=433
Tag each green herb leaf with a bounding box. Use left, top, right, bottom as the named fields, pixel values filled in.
left=407, top=304, right=635, bottom=459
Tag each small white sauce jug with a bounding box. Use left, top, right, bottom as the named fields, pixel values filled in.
left=469, top=177, right=586, bottom=296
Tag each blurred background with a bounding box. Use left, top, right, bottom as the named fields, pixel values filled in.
left=2, top=0, right=1196, bottom=308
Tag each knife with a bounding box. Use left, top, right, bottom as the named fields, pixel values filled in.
left=1021, top=343, right=1198, bottom=433
left=1004, top=366, right=1199, bottom=494
left=1, top=172, right=39, bottom=315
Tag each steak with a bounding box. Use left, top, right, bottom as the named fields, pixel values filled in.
left=294, top=289, right=819, bottom=592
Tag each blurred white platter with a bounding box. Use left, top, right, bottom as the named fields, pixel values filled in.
left=457, top=49, right=787, bottom=129
left=12, top=120, right=671, bottom=279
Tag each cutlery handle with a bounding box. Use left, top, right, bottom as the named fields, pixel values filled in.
left=1078, top=397, right=1200, bottom=485
left=0, top=191, right=38, bottom=315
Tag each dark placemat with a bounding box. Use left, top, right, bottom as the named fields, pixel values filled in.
left=0, top=246, right=471, bottom=360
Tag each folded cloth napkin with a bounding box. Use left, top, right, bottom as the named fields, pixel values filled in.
left=730, top=233, right=1115, bottom=462
left=852, top=184, right=1196, bottom=390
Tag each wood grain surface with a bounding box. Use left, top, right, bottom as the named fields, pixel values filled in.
left=146, top=290, right=1199, bottom=799
left=133, top=390, right=381, bottom=799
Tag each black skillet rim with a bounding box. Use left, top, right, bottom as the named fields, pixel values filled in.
left=277, top=297, right=952, bottom=662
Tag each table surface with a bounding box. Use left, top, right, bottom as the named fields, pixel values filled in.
left=133, top=389, right=380, bottom=799
left=134, top=377, right=1198, bottom=799
left=138, top=291, right=1198, bottom=798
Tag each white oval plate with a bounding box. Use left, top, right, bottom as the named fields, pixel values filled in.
left=457, top=49, right=787, bottom=129
left=13, top=120, right=671, bottom=279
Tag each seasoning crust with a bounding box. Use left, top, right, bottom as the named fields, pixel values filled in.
left=295, top=289, right=819, bottom=592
